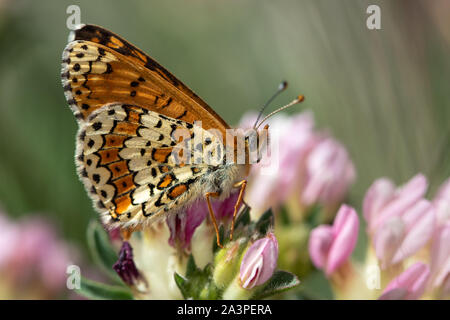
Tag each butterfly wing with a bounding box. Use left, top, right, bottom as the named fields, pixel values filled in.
left=76, top=103, right=225, bottom=229
left=61, top=24, right=229, bottom=136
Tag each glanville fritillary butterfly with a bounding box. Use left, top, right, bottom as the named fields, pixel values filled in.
left=61, top=24, right=304, bottom=247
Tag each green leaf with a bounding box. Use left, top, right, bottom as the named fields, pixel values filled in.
left=86, top=220, right=122, bottom=284
left=235, top=206, right=251, bottom=228
left=76, top=276, right=134, bottom=300
left=251, top=271, right=300, bottom=299
left=254, top=209, right=274, bottom=235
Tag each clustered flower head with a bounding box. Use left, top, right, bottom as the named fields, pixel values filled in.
left=308, top=174, right=450, bottom=299
left=80, top=188, right=298, bottom=300
left=364, top=174, right=435, bottom=269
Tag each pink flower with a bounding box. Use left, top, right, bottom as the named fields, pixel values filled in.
left=167, top=192, right=241, bottom=250
left=434, top=177, right=450, bottom=201
left=379, top=262, right=430, bottom=300
left=363, top=174, right=428, bottom=233
left=429, top=222, right=450, bottom=294
left=167, top=202, right=208, bottom=251
left=433, top=177, right=450, bottom=227
left=211, top=191, right=242, bottom=222
left=239, top=233, right=278, bottom=289
left=363, top=174, right=435, bottom=268
left=0, top=214, right=20, bottom=268
left=308, top=204, right=359, bottom=276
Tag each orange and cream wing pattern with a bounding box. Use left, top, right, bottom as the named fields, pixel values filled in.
left=76, top=103, right=225, bottom=228
left=61, top=24, right=229, bottom=136
left=61, top=24, right=232, bottom=229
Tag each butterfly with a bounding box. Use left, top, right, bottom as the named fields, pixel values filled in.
left=61, top=24, right=303, bottom=247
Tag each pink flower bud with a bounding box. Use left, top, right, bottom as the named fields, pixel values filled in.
left=308, top=225, right=334, bottom=270
left=308, top=204, right=359, bottom=276
left=379, top=262, right=430, bottom=300
left=301, top=138, right=356, bottom=210
left=430, top=222, right=450, bottom=291
left=239, top=233, right=278, bottom=289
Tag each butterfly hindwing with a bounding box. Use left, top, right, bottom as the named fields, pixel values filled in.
left=61, top=24, right=230, bottom=136
left=76, top=103, right=224, bottom=228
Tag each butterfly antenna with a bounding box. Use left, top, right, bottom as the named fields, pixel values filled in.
left=253, top=81, right=288, bottom=129
left=255, top=95, right=305, bottom=130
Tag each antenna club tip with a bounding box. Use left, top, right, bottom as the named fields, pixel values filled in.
left=280, top=81, right=288, bottom=90
left=297, top=94, right=305, bottom=102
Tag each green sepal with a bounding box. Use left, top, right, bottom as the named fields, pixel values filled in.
left=174, top=255, right=221, bottom=300
left=235, top=205, right=251, bottom=229
left=254, top=209, right=274, bottom=235
left=251, top=270, right=300, bottom=300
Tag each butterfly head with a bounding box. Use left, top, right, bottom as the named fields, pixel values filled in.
left=239, top=94, right=305, bottom=174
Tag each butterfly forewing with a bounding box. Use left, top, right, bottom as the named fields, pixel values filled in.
left=61, top=24, right=229, bottom=136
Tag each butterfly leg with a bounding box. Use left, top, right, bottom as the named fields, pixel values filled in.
left=120, top=226, right=142, bottom=241
left=205, top=191, right=223, bottom=248
left=230, top=180, right=247, bottom=241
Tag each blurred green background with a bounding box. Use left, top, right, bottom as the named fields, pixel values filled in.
left=0, top=0, right=449, bottom=257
